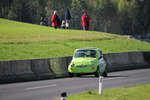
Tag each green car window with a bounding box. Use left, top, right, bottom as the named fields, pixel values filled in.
left=74, top=50, right=96, bottom=58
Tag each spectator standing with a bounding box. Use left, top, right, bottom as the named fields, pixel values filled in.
left=61, top=20, right=66, bottom=29
left=65, top=7, right=71, bottom=29
left=43, top=17, right=48, bottom=26
left=51, top=11, right=61, bottom=29
left=82, top=12, right=90, bottom=31
left=40, top=16, right=43, bottom=25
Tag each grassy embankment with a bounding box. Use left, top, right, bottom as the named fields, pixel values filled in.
left=54, top=84, right=150, bottom=100
left=0, top=18, right=150, bottom=61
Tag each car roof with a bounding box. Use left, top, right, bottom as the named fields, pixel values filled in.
left=76, top=47, right=101, bottom=51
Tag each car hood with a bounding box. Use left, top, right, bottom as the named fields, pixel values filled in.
left=72, top=58, right=96, bottom=64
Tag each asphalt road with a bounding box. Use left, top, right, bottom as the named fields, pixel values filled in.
left=0, top=68, right=150, bottom=100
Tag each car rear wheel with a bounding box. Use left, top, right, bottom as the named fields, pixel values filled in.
left=102, top=70, right=107, bottom=77
left=103, top=66, right=108, bottom=77
left=69, top=73, right=73, bottom=77
left=76, top=74, right=81, bottom=77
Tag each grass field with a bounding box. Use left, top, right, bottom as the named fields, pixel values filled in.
left=54, top=84, right=150, bottom=100
left=0, top=18, right=150, bottom=61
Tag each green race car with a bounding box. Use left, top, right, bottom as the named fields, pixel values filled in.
left=68, top=47, right=108, bottom=77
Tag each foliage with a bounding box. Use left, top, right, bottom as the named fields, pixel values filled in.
left=93, top=0, right=117, bottom=32
left=0, top=0, right=150, bottom=36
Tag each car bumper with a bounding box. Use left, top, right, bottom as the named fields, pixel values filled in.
left=68, top=66, right=97, bottom=74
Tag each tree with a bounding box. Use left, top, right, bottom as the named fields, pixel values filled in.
left=117, top=0, right=131, bottom=34
left=141, top=0, right=150, bottom=35
left=93, top=0, right=117, bottom=33
left=26, top=0, right=47, bottom=24
left=0, top=0, right=150, bottom=36
left=128, top=0, right=140, bottom=34
left=0, top=0, right=13, bottom=19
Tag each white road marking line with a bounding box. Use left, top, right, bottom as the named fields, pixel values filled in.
left=104, top=77, right=126, bottom=80
left=25, top=84, right=57, bottom=90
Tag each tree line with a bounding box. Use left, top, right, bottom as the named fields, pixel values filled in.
left=0, top=0, right=150, bottom=36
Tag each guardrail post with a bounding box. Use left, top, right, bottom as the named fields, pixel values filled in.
left=99, top=74, right=103, bottom=94
left=61, top=92, right=67, bottom=100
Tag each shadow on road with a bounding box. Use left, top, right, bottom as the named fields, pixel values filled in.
left=71, top=75, right=130, bottom=79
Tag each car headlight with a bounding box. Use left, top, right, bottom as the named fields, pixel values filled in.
left=90, top=63, right=93, bottom=66
left=71, top=63, right=75, bottom=67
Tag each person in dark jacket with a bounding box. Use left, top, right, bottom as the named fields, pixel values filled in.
left=51, top=11, right=60, bottom=29
left=40, top=16, right=43, bottom=25
left=43, top=17, right=48, bottom=26
left=82, top=12, right=90, bottom=31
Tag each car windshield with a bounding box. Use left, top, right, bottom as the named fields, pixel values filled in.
left=74, top=50, right=96, bottom=58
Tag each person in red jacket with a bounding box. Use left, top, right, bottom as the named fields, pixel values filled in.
left=82, top=12, right=90, bottom=31
left=51, top=11, right=60, bottom=29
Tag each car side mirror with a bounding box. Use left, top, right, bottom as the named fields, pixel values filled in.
left=99, top=56, right=102, bottom=59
